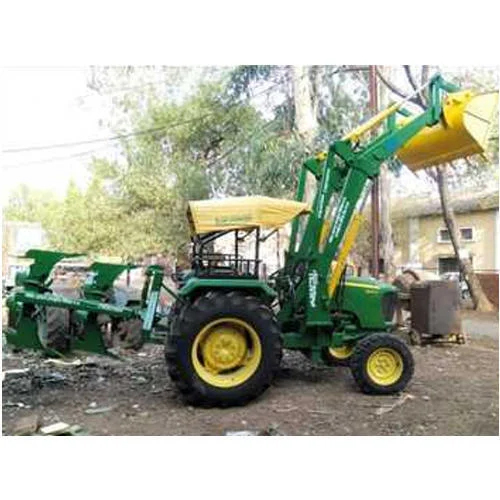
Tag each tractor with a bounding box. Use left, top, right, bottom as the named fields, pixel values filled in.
left=4, top=73, right=498, bottom=407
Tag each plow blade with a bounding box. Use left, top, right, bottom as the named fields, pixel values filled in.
left=397, top=91, right=498, bottom=171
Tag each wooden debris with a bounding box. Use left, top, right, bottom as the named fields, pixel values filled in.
left=375, top=394, right=415, bottom=416
left=274, top=406, right=299, bottom=413
left=40, top=422, right=72, bottom=435
left=44, top=358, right=82, bottom=367
left=2, top=368, right=30, bottom=381
left=307, top=409, right=331, bottom=415
left=85, top=405, right=115, bottom=415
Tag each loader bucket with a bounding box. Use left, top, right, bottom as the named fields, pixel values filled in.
left=397, top=91, right=498, bottom=171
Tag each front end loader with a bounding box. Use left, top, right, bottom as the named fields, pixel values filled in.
left=4, top=73, right=498, bottom=407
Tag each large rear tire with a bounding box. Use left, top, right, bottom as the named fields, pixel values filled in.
left=349, top=333, right=414, bottom=395
left=46, top=307, right=71, bottom=353
left=165, top=291, right=282, bottom=407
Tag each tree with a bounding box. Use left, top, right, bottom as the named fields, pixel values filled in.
left=4, top=184, right=60, bottom=225
left=378, top=66, right=396, bottom=279
left=72, top=74, right=308, bottom=260
left=4, top=66, right=382, bottom=267
left=292, top=65, right=319, bottom=202
left=436, top=166, right=494, bottom=311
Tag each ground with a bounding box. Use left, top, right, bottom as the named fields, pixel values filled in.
left=2, top=310, right=498, bottom=436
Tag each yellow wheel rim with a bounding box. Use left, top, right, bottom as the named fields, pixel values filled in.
left=191, top=317, right=262, bottom=388
left=366, top=348, right=403, bottom=386
left=328, top=345, right=354, bottom=360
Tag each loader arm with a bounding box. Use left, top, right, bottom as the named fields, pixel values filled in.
left=279, top=73, right=498, bottom=328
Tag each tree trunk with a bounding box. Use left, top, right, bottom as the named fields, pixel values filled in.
left=436, top=166, right=494, bottom=312
left=379, top=164, right=395, bottom=278
left=292, top=65, right=318, bottom=203
left=378, top=66, right=396, bottom=280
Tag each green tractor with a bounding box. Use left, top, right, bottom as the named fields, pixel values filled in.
left=165, top=196, right=405, bottom=407
left=5, top=74, right=498, bottom=407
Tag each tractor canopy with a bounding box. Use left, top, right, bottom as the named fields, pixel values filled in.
left=187, top=196, right=310, bottom=235
left=396, top=91, right=498, bottom=171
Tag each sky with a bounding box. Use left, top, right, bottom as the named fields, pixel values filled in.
left=1, top=67, right=117, bottom=204
left=0, top=66, right=227, bottom=206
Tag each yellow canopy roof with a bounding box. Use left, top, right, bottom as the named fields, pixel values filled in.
left=187, top=196, right=310, bottom=234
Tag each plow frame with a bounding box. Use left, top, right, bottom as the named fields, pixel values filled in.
left=5, top=250, right=174, bottom=356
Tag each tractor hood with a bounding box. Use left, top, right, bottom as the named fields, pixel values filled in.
left=187, top=196, right=310, bottom=235
left=344, top=276, right=397, bottom=292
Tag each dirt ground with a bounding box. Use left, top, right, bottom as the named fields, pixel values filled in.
left=2, top=312, right=498, bottom=436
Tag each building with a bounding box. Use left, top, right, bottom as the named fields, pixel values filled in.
left=2, top=221, right=47, bottom=287
left=392, top=189, right=499, bottom=275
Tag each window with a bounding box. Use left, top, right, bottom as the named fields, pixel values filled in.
left=438, top=256, right=473, bottom=275
left=438, top=257, right=459, bottom=274
left=438, top=229, right=451, bottom=242
left=460, top=227, right=474, bottom=241
left=437, top=227, right=474, bottom=243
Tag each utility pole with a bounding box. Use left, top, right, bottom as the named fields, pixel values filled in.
left=369, top=65, right=380, bottom=278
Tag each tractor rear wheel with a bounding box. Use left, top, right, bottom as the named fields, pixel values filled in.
left=165, top=291, right=282, bottom=407
left=349, top=333, right=414, bottom=395
left=46, top=307, right=71, bottom=353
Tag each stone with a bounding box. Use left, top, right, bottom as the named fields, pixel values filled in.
left=13, top=415, right=41, bottom=436
left=42, top=371, right=66, bottom=384
left=67, top=425, right=88, bottom=436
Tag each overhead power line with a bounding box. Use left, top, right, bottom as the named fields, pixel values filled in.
left=3, top=66, right=352, bottom=167
left=2, top=115, right=213, bottom=154
left=2, top=144, right=119, bottom=170
left=3, top=84, right=284, bottom=155
left=5, top=66, right=345, bottom=155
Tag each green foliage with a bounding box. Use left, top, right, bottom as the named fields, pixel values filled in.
left=5, top=66, right=370, bottom=261
left=4, top=185, right=59, bottom=224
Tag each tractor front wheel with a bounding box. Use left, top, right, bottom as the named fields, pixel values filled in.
left=165, top=291, right=282, bottom=407
left=349, top=333, right=414, bottom=395
left=321, top=344, right=355, bottom=366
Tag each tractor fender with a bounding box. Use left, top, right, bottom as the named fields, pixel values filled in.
left=178, top=277, right=277, bottom=304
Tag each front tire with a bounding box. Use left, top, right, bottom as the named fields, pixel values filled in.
left=165, top=291, right=282, bottom=407
left=321, top=344, right=355, bottom=366
left=350, top=333, right=414, bottom=395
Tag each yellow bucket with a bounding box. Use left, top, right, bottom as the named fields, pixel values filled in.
left=396, top=91, right=498, bottom=171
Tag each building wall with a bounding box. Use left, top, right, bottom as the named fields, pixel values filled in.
left=393, top=218, right=409, bottom=268
left=2, top=221, right=47, bottom=282
left=393, top=208, right=498, bottom=273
